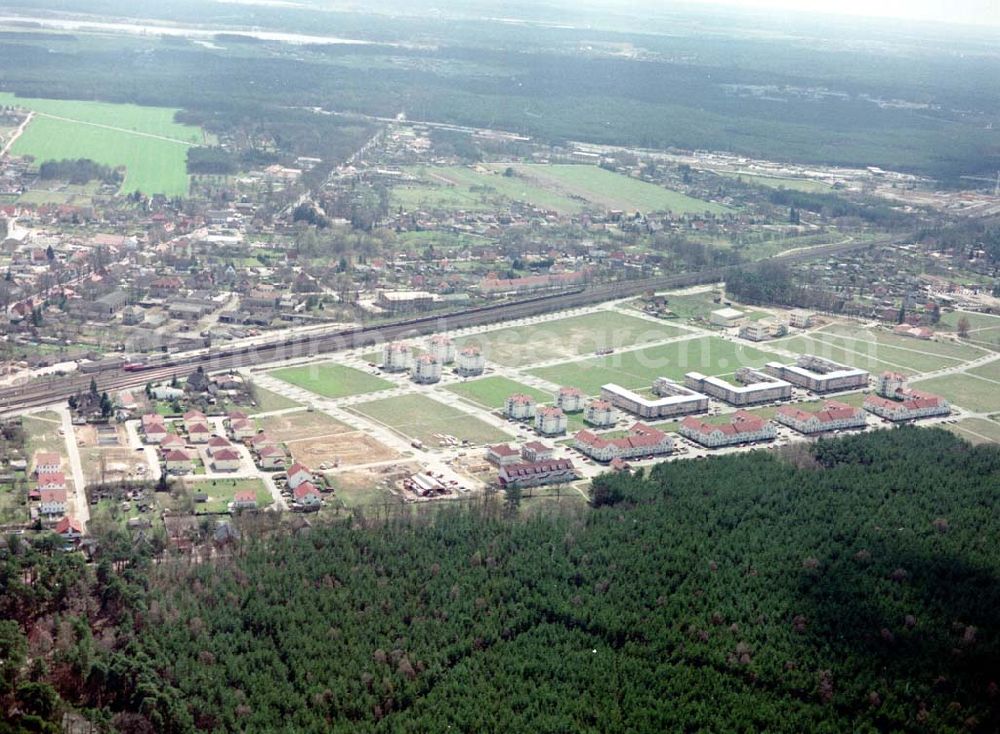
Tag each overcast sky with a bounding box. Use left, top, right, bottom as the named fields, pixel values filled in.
left=682, top=0, right=999, bottom=26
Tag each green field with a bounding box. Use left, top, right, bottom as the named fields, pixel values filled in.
left=245, top=386, right=302, bottom=414
left=455, top=310, right=687, bottom=367
left=446, top=376, right=553, bottom=410
left=186, top=478, right=272, bottom=514
left=0, top=93, right=205, bottom=196
left=943, top=417, right=1000, bottom=445
left=911, top=374, right=1000, bottom=413
left=770, top=335, right=920, bottom=376
left=939, top=311, right=1000, bottom=351
left=351, top=394, right=513, bottom=446
left=504, top=164, right=731, bottom=215
left=717, top=171, right=833, bottom=193
left=530, top=336, right=779, bottom=395
left=394, top=165, right=585, bottom=214
left=967, top=359, right=1000, bottom=383
left=815, top=323, right=987, bottom=362
left=805, top=332, right=969, bottom=373
left=270, top=362, right=394, bottom=399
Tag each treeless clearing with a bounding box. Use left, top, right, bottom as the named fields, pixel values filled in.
left=286, top=431, right=399, bottom=468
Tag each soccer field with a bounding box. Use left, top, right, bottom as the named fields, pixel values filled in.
left=351, top=394, right=513, bottom=446
left=455, top=310, right=687, bottom=367
left=529, top=336, right=779, bottom=395
left=446, top=376, right=553, bottom=409
left=270, top=362, right=394, bottom=399
left=0, top=93, right=205, bottom=196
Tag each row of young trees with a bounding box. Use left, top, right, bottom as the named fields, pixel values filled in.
left=1, top=427, right=998, bottom=732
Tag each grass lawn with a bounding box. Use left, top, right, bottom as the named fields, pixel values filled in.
left=943, top=418, right=1000, bottom=445
left=446, top=376, right=553, bottom=410
left=770, top=335, right=919, bottom=376
left=455, top=310, right=687, bottom=367
left=529, top=336, right=780, bottom=395
left=0, top=92, right=204, bottom=197
left=805, top=332, right=967, bottom=373
left=814, top=323, right=987, bottom=362
left=0, top=485, right=28, bottom=524
left=246, top=385, right=301, bottom=414
left=270, top=362, right=394, bottom=399
left=23, top=413, right=66, bottom=458
left=503, top=164, right=731, bottom=215
left=967, top=360, right=1000, bottom=383
left=939, top=311, right=1000, bottom=351
left=717, top=171, right=833, bottom=193
left=911, top=374, right=1000, bottom=413
left=351, top=394, right=513, bottom=446
left=185, top=478, right=272, bottom=514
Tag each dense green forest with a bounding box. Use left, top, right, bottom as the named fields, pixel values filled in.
left=37, top=158, right=122, bottom=185
left=0, top=2, right=996, bottom=178
left=1, top=428, right=998, bottom=732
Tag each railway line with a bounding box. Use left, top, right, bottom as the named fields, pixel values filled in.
left=0, top=236, right=890, bottom=415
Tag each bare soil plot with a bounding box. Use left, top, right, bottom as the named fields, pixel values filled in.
left=257, top=411, right=350, bottom=443
left=287, top=431, right=399, bottom=469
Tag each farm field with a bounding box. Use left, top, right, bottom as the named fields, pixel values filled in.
left=0, top=93, right=205, bottom=197
left=455, top=310, right=688, bottom=367
left=446, top=376, right=553, bottom=410
left=394, top=165, right=584, bottom=214
left=270, top=362, right=394, bottom=399
left=716, top=171, right=833, bottom=193
left=501, top=164, right=732, bottom=214
left=814, top=323, right=987, bottom=362
left=529, top=336, right=779, bottom=396
left=912, top=374, right=1000, bottom=413
left=943, top=418, right=1000, bottom=445
left=351, top=394, right=512, bottom=446
left=184, top=478, right=272, bottom=514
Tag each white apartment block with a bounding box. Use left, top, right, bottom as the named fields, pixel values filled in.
left=765, top=356, right=869, bottom=393
left=602, top=379, right=709, bottom=420
left=684, top=368, right=793, bottom=407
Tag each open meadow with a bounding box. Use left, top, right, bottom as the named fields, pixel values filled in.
left=270, top=362, right=394, bottom=399
left=454, top=310, right=687, bottom=367
left=529, top=336, right=778, bottom=395
left=183, top=478, right=272, bottom=514
left=911, top=374, right=1000, bottom=414
left=446, top=376, right=553, bottom=410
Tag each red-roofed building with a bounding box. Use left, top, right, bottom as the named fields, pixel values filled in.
left=288, top=463, right=313, bottom=490
left=555, top=386, right=586, bottom=413
left=164, top=450, right=192, bottom=474
left=160, top=434, right=186, bottom=451
left=521, top=441, right=554, bottom=463
left=36, top=472, right=66, bottom=491
left=207, top=436, right=232, bottom=455
left=679, top=410, right=777, bottom=448
left=486, top=444, right=521, bottom=467
left=864, top=391, right=950, bottom=422
left=39, top=488, right=67, bottom=516
left=141, top=414, right=168, bottom=443
left=504, top=393, right=537, bottom=420
left=574, top=422, right=674, bottom=462
left=212, top=448, right=242, bottom=472
left=498, top=459, right=577, bottom=489
left=256, top=445, right=287, bottom=470
left=293, top=481, right=322, bottom=508
left=187, top=422, right=212, bottom=444
left=775, top=400, right=867, bottom=434
left=230, top=418, right=257, bottom=441
left=232, top=490, right=257, bottom=511
left=34, top=452, right=62, bottom=475
left=535, top=406, right=568, bottom=436
left=55, top=516, right=84, bottom=539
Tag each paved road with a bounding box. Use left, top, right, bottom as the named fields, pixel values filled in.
left=56, top=406, right=90, bottom=530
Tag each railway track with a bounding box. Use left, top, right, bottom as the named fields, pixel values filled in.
left=0, top=236, right=889, bottom=415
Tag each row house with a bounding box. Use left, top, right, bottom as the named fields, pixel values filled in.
left=864, top=391, right=950, bottom=422
left=574, top=422, right=674, bottom=463
left=775, top=400, right=868, bottom=435
left=39, top=488, right=67, bottom=516
left=498, top=458, right=577, bottom=490
left=680, top=411, right=777, bottom=448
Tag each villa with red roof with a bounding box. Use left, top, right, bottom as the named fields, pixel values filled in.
left=775, top=400, right=867, bottom=434
left=187, top=422, right=212, bottom=444
left=256, top=445, right=287, bottom=470
left=39, top=488, right=67, bottom=516
left=207, top=436, right=233, bottom=455
left=55, top=516, right=84, bottom=539
left=293, top=482, right=322, bottom=508
left=212, top=448, right=242, bottom=472
left=575, top=422, right=674, bottom=463
left=164, top=450, right=192, bottom=474
left=232, top=490, right=258, bottom=511
left=680, top=411, right=777, bottom=448
left=230, top=418, right=257, bottom=441
left=288, top=463, right=313, bottom=490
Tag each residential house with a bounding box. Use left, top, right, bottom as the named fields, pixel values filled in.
left=231, top=490, right=257, bottom=511
left=504, top=393, right=537, bottom=420
left=775, top=400, right=868, bottom=434
left=555, top=386, right=586, bottom=413
left=498, top=459, right=577, bottom=489
left=212, top=449, right=242, bottom=472
left=257, top=445, right=287, bottom=470
left=486, top=444, right=521, bottom=467
left=679, top=411, right=777, bottom=448
left=293, top=481, right=322, bottom=508
left=34, top=452, right=62, bottom=475
left=535, top=406, right=568, bottom=436
left=39, top=488, right=67, bottom=516
left=288, top=463, right=314, bottom=490
left=55, top=516, right=84, bottom=540
left=574, top=423, right=674, bottom=463
left=164, top=450, right=192, bottom=474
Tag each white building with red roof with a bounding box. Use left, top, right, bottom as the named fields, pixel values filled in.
left=456, top=346, right=485, bottom=377
left=288, top=463, right=314, bottom=490
left=39, top=488, right=67, bottom=516
left=232, top=490, right=257, bottom=510
left=257, top=445, right=287, bottom=470
left=428, top=334, right=456, bottom=364
left=680, top=411, right=777, bottom=448
left=230, top=418, right=257, bottom=441
left=141, top=414, right=168, bottom=443
left=212, top=448, right=242, bottom=472
left=775, top=400, right=867, bottom=435
left=574, top=422, right=674, bottom=463
left=34, top=452, right=62, bottom=475
left=486, top=444, right=521, bottom=467
left=498, top=458, right=577, bottom=489
left=521, top=441, right=554, bottom=463
left=535, top=406, right=568, bottom=436
left=864, top=391, right=950, bottom=422
left=207, top=436, right=233, bottom=456
left=382, top=342, right=413, bottom=372
left=412, top=354, right=443, bottom=384
left=293, top=481, right=322, bottom=508
left=584, top=399, right=617, bottom=428
left=187, top=422, right=212, bottom=444
left=164, top=450, right=193, bottom=474
left=555, top=386, right=586, bottom=413
left=55, top=516, right=84, bottom=539
left=504, top=393, right=537, bottom=420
